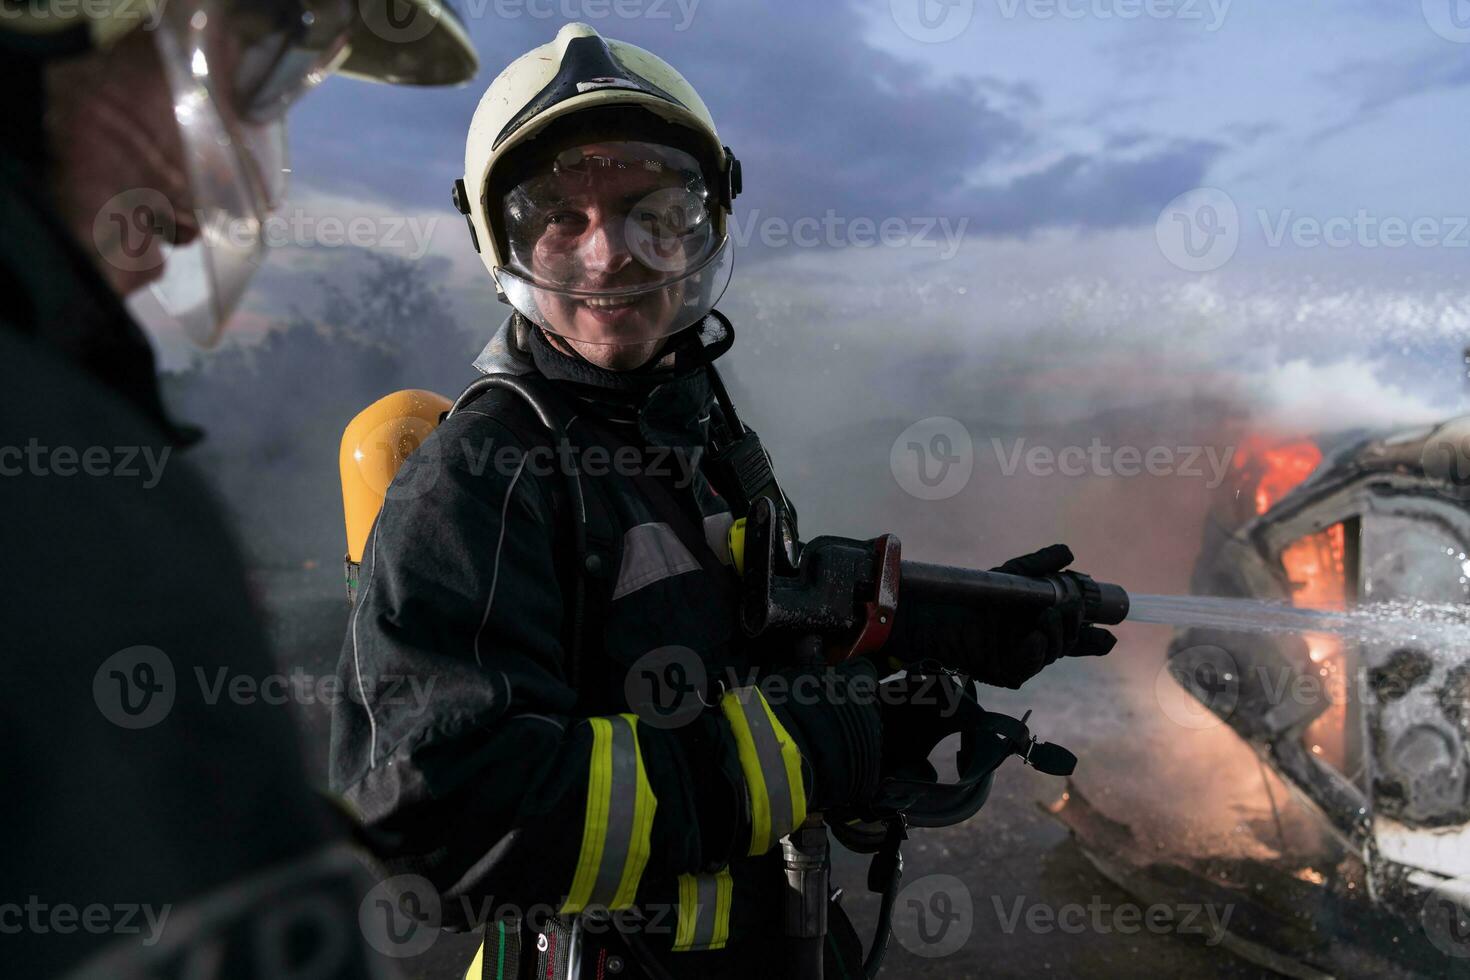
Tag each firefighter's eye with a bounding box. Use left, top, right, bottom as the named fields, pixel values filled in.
left=544, top=210, right=585, bottom=229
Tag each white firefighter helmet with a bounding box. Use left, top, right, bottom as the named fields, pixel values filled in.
left=456, top=22, right=742, bottom=348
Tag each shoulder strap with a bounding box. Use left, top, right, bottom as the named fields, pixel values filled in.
left=447, top=373, right=620, bottom=692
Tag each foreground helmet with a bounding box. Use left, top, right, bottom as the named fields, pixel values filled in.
left=4, top=0, right=479, bottom=346
left=457, top=22, right=742, bottom=348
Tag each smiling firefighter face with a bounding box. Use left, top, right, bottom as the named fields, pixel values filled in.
left=495, top=138, right=727, bottom=368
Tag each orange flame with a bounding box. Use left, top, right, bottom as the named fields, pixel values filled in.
left=1234, top=437, right=1323, bottom=516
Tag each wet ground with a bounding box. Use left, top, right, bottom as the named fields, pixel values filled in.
left=257, top=565, right=1316, bottom=979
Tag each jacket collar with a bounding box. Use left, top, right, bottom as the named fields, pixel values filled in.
left=471, top=311, right=735, bottom=450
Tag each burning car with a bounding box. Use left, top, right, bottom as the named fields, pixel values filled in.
left=1052, top=419, right=1470, bottom=977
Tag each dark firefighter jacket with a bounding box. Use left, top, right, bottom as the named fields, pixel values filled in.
left=332, top=313, right=867, bottom=978
left=1, top=56, right=391, bottom=978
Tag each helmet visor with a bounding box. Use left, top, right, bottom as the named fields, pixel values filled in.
left=140, top=0, right=353, bottom=348
left=496, top=140, right=731, bottom=345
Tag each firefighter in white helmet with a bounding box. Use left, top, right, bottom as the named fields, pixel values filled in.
left=454, top=20, right=740, bottom=371
left=335, top=22, right=1112, bottom=980
left=1, top=2, right=475, bottom=975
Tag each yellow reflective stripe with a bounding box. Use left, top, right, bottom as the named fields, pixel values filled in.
left=564, top=717, right=612, bottom=913
left=721, top=689, right=770, bottom=852
left=562, top=715, right=657, bottom=915
left=760, top=694, right=808, bottom=838
left=674, top=874, right=699, bottom=951
left=711, top=867, right=733, bottom=949
left=720, top=687, right=808, bottom=855
left=463, top=938, right=486, bottom=980
left=672, top=868, right=733, bottom=952
left=613, top=712, right=657, bottom=909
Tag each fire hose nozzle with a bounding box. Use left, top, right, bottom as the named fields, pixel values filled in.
left=1048, top=571, right=1131, bottom=626
left=898, top=561, right=1131, bottom=627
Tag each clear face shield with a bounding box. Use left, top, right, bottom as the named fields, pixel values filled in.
left=131, top=0, right=353, bottom=347
left=493, top=140, right=734, bottom=348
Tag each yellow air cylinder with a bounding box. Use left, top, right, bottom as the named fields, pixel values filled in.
left=340, top=389, right=452, bottom=564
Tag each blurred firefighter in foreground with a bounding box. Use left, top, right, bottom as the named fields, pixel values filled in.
left=0, top=1, right=475, bottom=975
left=333, top=23, right=1115, bottom=979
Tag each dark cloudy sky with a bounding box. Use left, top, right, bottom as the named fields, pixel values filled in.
left=163, top=0, right=1470, bottom=463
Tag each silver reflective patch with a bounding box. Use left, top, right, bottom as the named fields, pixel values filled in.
left=703, top=512, right=735, bottom=566
left=613, top=522, right=702, bottom=600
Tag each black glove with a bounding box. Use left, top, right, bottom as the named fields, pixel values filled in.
left=875, top=671, right=977, bottom=784
left=886, top=544, right=1116, bottom=690
left=765, top=659, right=884, bottom=812
left=767, top=660, right=996, bottom=813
